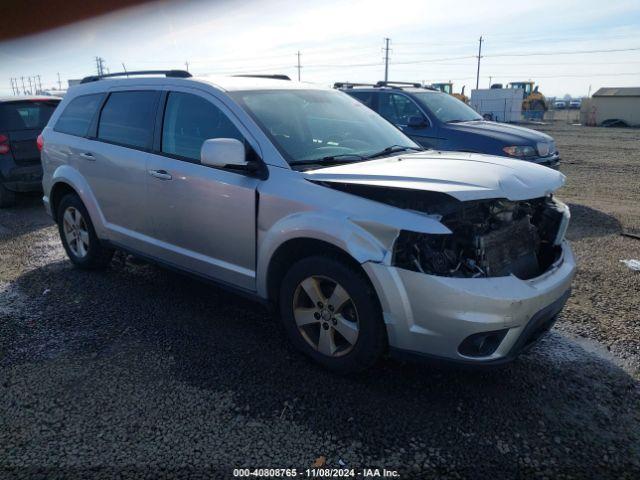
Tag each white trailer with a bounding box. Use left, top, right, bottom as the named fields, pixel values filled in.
left=470, top=88, right=523, bottom=123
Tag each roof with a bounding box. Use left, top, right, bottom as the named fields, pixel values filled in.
left=196, top=75, right=325, bottom=92
left=337, top=85, right=439, bottom=94
left=0, top=95, right=61, bottom=103
left=593, top=87, right=640, bottom=97
left=66, top=74, right=326, bottom=94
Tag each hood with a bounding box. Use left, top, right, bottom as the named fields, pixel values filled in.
left=447, top=120, right=552, bottom=145
left=303, top=151, right=565, bottom=202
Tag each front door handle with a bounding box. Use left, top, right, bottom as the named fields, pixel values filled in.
left=148, top=169, right=172, bottom=180
left=80, top=152, right=95, bottom=160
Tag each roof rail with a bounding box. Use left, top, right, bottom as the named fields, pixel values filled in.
left=333, top=82, right=377, bottom=89
left=232, top=74, right=291, bottom=81
left=80, top=70, right=192, bottom=84
left=375, top=81, right=422, bottom=88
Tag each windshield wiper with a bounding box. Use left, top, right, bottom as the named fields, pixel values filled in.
left=364, top=145, right=423, bottom=160
left=289, top=154, right=367, bottom=166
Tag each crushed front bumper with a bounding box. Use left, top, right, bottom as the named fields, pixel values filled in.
left=363, top=241, right=576, bottom=364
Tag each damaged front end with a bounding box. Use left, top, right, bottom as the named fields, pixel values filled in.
left=319, top=182, right=569, bottom=280
left=393, top=196, right=568, bottom=279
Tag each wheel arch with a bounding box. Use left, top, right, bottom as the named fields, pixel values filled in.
left=49, top=181, right=78, bottom=222
left=48, top=166, right=106, bottom=236
left=264, top=237, right=380, bottom=311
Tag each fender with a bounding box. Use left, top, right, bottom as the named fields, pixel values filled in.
left=50, top=165, right=108, bottom=238
left=255, top=208, right=450, bottom=298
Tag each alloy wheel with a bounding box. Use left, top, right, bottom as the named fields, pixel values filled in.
left=292, top=275, right=360, bottom=357
left=62, top=206, right=90, bottom=258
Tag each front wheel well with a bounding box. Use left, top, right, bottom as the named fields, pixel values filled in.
left=266, top=238, right=375, bottom=309
left=49, top=182, right=78, bottom=222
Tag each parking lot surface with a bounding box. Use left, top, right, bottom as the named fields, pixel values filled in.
left=1, top=123, right=639, bottom=478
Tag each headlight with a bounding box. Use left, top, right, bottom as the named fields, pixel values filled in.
left=502, top=145, right=537, bottom=158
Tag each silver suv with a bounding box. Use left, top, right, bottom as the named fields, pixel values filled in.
left=40, top=71, right=575, bottom=373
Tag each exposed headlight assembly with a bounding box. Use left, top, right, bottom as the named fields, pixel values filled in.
left=502, top=145, right=537, bottom=158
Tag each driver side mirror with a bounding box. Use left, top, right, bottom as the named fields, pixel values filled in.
left=201, top=138, right=247, bottom=168
left=407, top=115, right=428, bottom=128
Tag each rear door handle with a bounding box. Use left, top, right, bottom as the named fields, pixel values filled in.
left=80, top=152, right=95, bottom=160
left=148, top=169, right=172, bottom=180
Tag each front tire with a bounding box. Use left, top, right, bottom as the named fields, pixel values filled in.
left=279, top=256, right=386, bottom=373
left=57, top=194, right=114, bottom=269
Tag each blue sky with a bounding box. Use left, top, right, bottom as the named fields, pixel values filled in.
left=0, top=0, right=638, bottom=97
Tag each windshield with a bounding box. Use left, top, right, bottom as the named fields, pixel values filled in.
left=0, top=100, right=59, bottom=131
left=413, top=92, right=482, bottom=123
left=231, top=89, right=419, bottom=166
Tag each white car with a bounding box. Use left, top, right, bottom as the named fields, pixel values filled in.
left=40, top=71, right=575, bottom=372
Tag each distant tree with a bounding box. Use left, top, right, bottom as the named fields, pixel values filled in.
left=563, top=94, right=572, bottom=100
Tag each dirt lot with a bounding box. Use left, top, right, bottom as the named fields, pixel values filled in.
left=1, top=123, right=639, bottom=479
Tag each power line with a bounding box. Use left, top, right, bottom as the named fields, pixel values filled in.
left=485, top=46, right=640, bottom=58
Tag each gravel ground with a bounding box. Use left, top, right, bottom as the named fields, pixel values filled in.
left=1, top=123, right=639, bottom=479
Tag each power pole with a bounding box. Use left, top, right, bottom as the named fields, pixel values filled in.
left=383, top=37, right=391, bottom=82
left=95, top=56, right=106, bottom=76
left=475, top=36, right=483, bottom=90
left=488, top=76, right=492, bottom=88
left=28, top=77, right=33, bottom=95
left=57, top=72, right=62, bottom=90
left=122, top=62, right=129, bottom=77
left=296, top=51, right=302, bottom=81
left=184, top=61, right=189, bottom=72
left=37, top=75, right=42, bottom=93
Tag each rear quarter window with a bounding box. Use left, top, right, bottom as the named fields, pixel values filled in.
left=97, top=91, right=159, bottom=149
left=55, top=94, right=104, bottom=137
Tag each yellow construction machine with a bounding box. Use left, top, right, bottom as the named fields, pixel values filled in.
left=430, top=82, right=469, bottom=104
left=507, top=81, right=547, bottom=119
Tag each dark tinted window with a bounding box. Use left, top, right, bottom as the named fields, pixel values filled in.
left=0, top=100, right=59, bottom=131
left=379, top=93, right=424, bottom=126
left=348, top=91, right=374, bottom=109
left=162, top=92, right=243, bottom=161
left=55, top=94, right=102, bottom=136
left=98, top=91, right=158, bottom=149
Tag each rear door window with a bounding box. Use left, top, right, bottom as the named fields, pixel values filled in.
left=98, top=91, right=159, bottom=149
left=161, top=92, right=243, bottom=162
left=55, top=94, right=103, bottom=137
left=0, top=100, right=59, bottom=132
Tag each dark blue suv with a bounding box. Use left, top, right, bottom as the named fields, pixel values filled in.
left=337, top=82, right=560, bottom=169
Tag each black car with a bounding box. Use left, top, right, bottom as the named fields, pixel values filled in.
left=336, top=82, right=560, bottom=169
left=0, top=96, right=61, bottom=207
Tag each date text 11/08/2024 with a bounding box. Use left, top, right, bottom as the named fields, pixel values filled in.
left=232, top=468, right=400, bottom=478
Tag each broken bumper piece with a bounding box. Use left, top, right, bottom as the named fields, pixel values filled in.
left=363, top=240, right=576, bottom=364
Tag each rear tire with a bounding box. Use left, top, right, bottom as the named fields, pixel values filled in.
left=279, top=256, right=387, bottom=373
left=57, top=194, right=114, bottom=269
left=0, top=183, right=16, bottom=208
